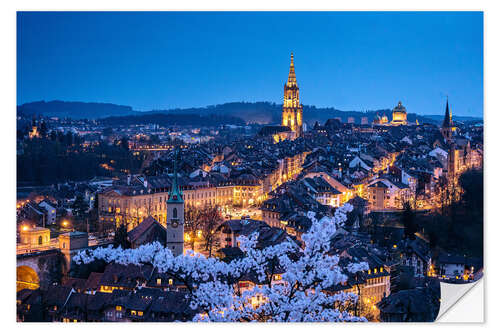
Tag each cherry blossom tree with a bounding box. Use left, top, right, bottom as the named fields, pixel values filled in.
left=73, top=203, right=369, bottom=322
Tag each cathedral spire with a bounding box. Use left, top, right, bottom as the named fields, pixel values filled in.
left=286, top=52, right=297, bottom=87
left=282, top=53, right=303, bottom=139
left=443, top=98, right=453, bottom=128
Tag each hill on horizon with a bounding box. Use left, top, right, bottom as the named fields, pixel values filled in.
left=18, top=100, right=139, bottom=119
left=17, top=100, right=482, bottom=125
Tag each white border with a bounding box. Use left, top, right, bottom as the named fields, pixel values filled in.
left=2, top=1, right=496, bottom=332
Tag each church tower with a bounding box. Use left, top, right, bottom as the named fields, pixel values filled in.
left=166, top=148, right=184, bottom=256
left=441, top=98, right=456, bottom=142
left=282, top=53, right=303, bottom=139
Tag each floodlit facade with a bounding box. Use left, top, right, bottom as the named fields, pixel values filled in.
left=390, top=101, right=408, bottom=126
left=281, top=53, right=303, bottom=140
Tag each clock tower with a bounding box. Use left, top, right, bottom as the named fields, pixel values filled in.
left=166, top=148, right=184, bottom=256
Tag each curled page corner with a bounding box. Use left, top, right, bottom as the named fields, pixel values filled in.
left=437, top=277, right=484, bottom=322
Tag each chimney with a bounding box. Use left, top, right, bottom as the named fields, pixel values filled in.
left=127, top=174, right=131, bottom=186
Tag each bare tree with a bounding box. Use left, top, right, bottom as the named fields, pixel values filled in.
left=184, top=206, right=204, bottom=250
left=192, top=205, right=223, bottom=257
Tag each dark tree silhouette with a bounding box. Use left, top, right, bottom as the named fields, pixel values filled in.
left=401, top=201, right=417, bottom=240
left=114, top=223, right=131, bottom=249
left=120, top=136, right=129, bottom=151
left=72, top=194, right=89, bottom=220
left=39, top=121, right=48, bottom=137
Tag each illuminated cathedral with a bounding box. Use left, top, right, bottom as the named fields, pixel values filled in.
left=281, top=53, right=303, bottom=139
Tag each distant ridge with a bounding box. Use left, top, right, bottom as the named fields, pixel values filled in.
left=17, top=100, right=482, bottom=125
left=17, top=100, right=139, bottom=119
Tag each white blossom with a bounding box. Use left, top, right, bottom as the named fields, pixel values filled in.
left=74, top=203, right=367, bottom=322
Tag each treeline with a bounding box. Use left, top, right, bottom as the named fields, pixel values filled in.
left=17, top=100, right=446, bottom=125
left=17, top=132, right=143, bottom=186
left=18, top=100, right=136, bottom=119
left=421, top=170, right=483, bottom=258
left=98, top=113, right=246, bottom=127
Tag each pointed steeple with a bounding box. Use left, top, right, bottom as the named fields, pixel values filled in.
left=443, top=98, right=453, bottom=128
left=168, top=147, right=183, bottom=203
left=286, top=52, right=297, bottom=87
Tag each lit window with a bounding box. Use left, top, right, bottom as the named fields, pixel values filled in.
left=116, top=306, right=122, bottom=311
left=138, top=311, right=143, bottom=316
left=168, top=279, right=173, bottom=285
left=131, top=310, right=137, bottom=315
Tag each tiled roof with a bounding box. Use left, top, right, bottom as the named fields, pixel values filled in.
left=127, top=216, right=165, bottom=243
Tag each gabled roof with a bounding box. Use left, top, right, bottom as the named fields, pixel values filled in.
left=127, top=216, right=166, bottom=244
left=258, top=125, right=291, bottom=136
left=149, top=291, right=196, bottom=315
left=86, top=272, right=103, bottom=290
left=368, top=181, right=389, bottom=189
left=43, top=285, right=73, bottom=305
left=62, top=277, right=87, bottom=291
left=99, top=263, right=154, bottom=288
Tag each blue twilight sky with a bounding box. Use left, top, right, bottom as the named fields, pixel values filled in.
left=17, top=11, right=483, bottom=116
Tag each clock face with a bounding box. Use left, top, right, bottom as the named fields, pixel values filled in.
left=171, top=220, right=179, bottom=228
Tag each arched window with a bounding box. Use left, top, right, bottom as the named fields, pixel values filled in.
left=173, top=208, right=177, bottom=219
left=38, top=235, right=43, bottom=245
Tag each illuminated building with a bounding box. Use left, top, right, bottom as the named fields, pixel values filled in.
left=373, top=113, right=389, bottom=125
left=390, top=101, right=408, bottom=126
left=366, top=178, right=411, bottom=210
left=58, top=231, right=89, bottom=275
left=303, top=171, right=354, bottom=204
left=281, top=53, right=303, bottom=140
left=28, top=126, right=39, bottom=139
left=381, top=114, right=389, bottom=124
left=19, top=226, right=51, bottom=246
